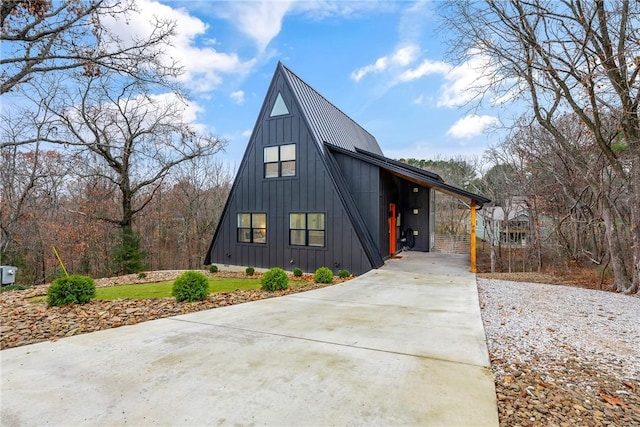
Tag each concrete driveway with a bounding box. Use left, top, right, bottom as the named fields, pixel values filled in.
left=1, top=252, right=498, bottom=426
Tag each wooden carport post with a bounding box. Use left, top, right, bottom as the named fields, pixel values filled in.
left=470, top=200, right=477, bottom=273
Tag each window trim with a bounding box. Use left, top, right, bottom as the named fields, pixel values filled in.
left=289, top=212, right=325, bottom=247
left=237, top=212, right=267, bottom=244
left=264, top=143, right=296, bottom=178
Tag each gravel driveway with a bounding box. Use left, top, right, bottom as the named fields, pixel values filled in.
left=478, top=278, right=640, bottom=426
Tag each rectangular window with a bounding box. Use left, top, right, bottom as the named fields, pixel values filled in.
left=237, top=213, right=266, bottom=244
left=289, top=213, right=325, bottom=247
left=264, top=144, right=296, bottom=178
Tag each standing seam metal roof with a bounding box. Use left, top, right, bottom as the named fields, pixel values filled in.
left=280, top=63, right=383, bottom=155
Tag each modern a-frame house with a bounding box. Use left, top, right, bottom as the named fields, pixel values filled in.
left=204, top=63, right=490, bottom=276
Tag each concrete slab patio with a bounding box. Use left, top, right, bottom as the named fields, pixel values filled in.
left=1, top=252, right=498, bottom=426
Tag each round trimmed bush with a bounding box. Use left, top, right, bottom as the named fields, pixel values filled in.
left=47, top=275, right=96, bottom=307
left=245, top=266, right=255, bottom=276
left=338, top=269, right=350, bottom=279
left=261, top=267, right=289, bottom=291
left=292, top=267, right=303, bottom=277
left=314, top=267, right=334, bottom=284
left=172, top=271, right=209, bottom=302
left=209, top=265, right=219, bottom=273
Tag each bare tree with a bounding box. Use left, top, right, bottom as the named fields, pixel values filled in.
left=139, top=157, right=232, bottom=269
left=32, top=71, right=226, bottom=272
left=1, top=0, right=178, bottom=96
left=1, top=0, right=227, bottom=277
left=440, top=0, right=640, bottom=293
left=0, top=93, right=75, bottom=264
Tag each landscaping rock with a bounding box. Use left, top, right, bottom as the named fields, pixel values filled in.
left=0, top=270, right=338, bottom=350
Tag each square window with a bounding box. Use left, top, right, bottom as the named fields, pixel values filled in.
left=253, top=229, right=266, bottom=244
left=281, top=160, right=295, bottom=177
left=237, top=213, right=267, bottom=244
left=264, top=146, right=279, bottom=163
left=238, top=228, right=251, bottom=243
left=290, top=230, right=306, bottom=246
left=237, top=213, right=251, bottom=228
left=265, top=163, right=279, bottom=178
left=307, top=213, right=324, bottom=230
left=308, top=230, right=325, bottom=247
left=252, top=213, right=266, bottom=228
left=264, top=144, right=296, bottom=178
left=290, top=213, right=305, bottom=229
left=289, top=213, right=325, bottom=247
left=280, top=144, right=296, bottom=161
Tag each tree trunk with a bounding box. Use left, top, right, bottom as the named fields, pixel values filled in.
left=490, top=241, right=496, bottom=273
left=630, top=158, right=640, bottom=294
left=598, top=189, right=632, bottom=292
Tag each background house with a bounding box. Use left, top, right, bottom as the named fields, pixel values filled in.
left=204, top=63, right=490, bottom=275
left=476, top=199, right=531, bottom=247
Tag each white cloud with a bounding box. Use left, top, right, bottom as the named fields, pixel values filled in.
left=102, top=0, right=256, bottom=94
left=351, top=56, right=388, bottom=82
left=397, top=59, right=451, bottom=82
left=241, top=129, right=253, bottom=138
left=437, top=52, right=496, bottom=108
left=351, top=45, right=419, bottom=82
left=203, top=1, right=394, bottom=53
left=391, top=45, right=419, bottom=67
left=230, top=90, right=245, bottom=105
left=213, top=1, right=295, bottom=52
left=446, top=115, right=499, bottom=139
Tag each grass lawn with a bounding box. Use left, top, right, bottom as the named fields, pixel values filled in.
left=95, top=277, right=262, bottom=300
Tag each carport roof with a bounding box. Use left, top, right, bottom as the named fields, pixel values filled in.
left=326, top=144, right=491, bottom=207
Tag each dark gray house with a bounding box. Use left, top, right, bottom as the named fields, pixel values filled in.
left=204, top=62, right=490, bottom=275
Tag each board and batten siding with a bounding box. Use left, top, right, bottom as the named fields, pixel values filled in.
left=208, top=72, right=374, bottom=275
left=333, top=152, right=381, bottom=253
left=398, top=181, right=431, bottom=252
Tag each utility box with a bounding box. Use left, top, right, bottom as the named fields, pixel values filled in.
left=0, top=266, right=18, bottom=286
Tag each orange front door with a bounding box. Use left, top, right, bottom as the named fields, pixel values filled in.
left=389, top=203, right=396, bottom=255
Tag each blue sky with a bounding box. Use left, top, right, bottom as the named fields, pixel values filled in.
left=114, top=1, right=505, bottom=169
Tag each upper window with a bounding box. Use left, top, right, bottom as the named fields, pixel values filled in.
left=290, top=213, right=325, bottom=247
left=264, top=144, right=296, bottom=178
left=237, top=213, right=266, bottom=244
left=270, top=92, right=290, bottom=117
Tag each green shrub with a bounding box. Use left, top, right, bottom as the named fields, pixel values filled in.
left=314, top=267, right=334, bottom=284
left=138, top=272, right=147, bottom=279
left=172, top=271, right=209, bottom=302
left=245, top=266, right=255, bottom=276
left=338, top=269, right=350, bottom=279
left=293, top=267, right=303, bottom=277
left=47, top=275, right=96, bottom=307
left=209, top=265, right=219, bottom=273
left=261, top=267, right=289, bottom=291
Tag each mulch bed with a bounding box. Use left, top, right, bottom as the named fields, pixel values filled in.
left=0, top=270, right=347, bottom=350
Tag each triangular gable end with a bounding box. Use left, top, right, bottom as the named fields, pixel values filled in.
left=269, top=92, right=290, bottom=117
left=204, top=62, right=380, bottom=275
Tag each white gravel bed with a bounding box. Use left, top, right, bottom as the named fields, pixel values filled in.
left=478, top=278, right=640, bottom=381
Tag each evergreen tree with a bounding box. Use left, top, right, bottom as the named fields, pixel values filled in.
left=112, top=226, right=146, bottom=274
